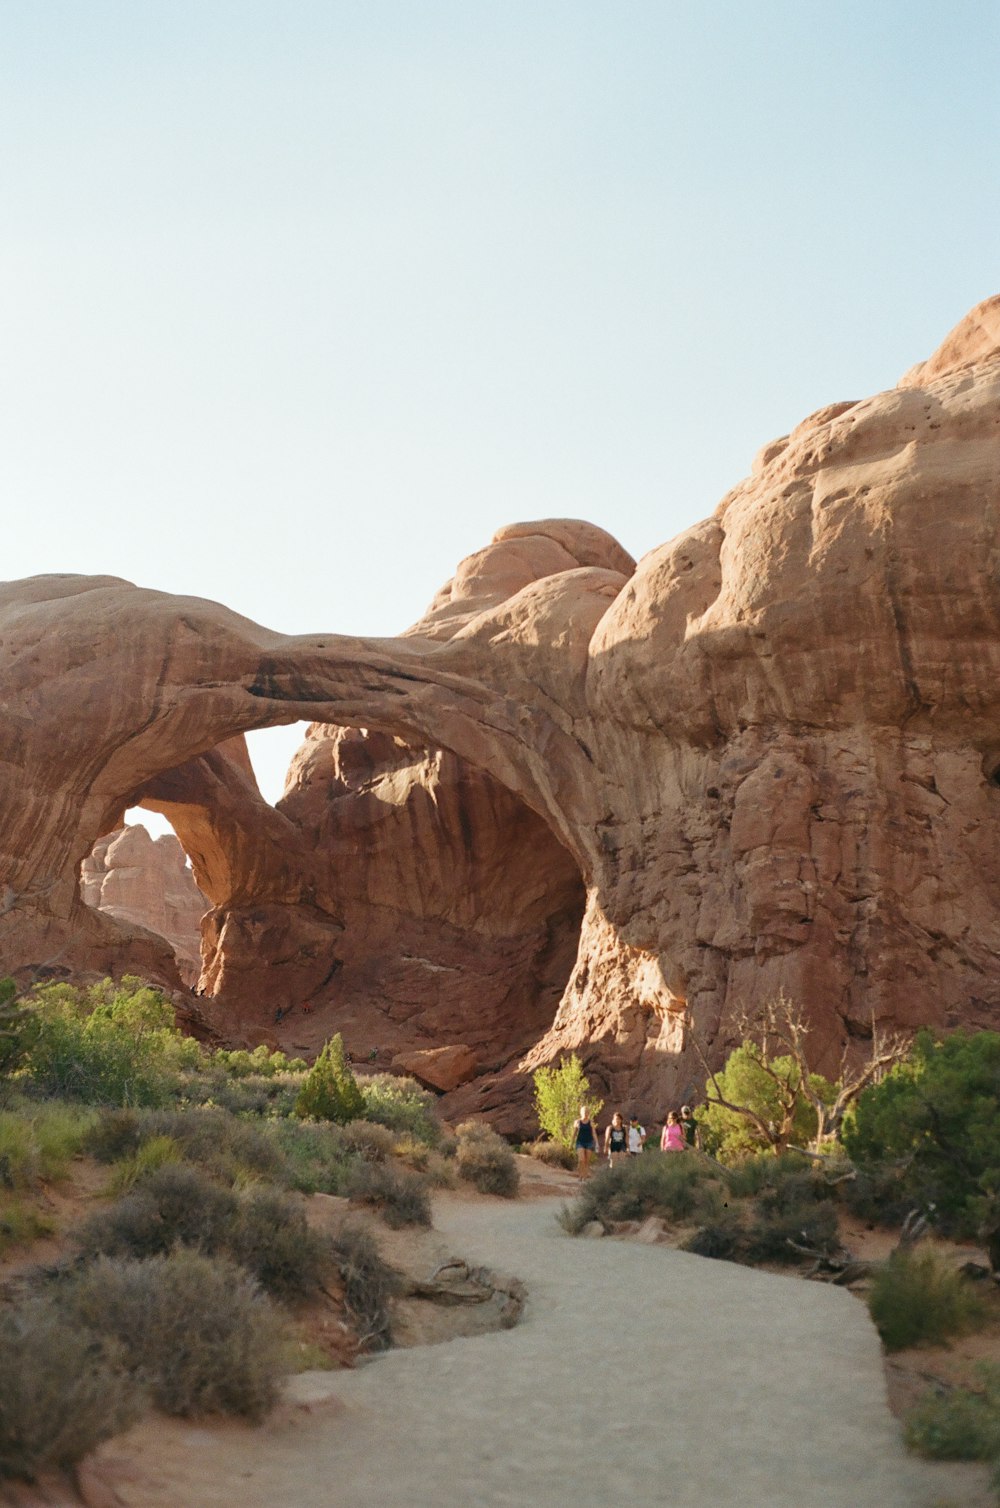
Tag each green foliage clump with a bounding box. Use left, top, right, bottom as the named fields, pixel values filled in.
left=263, top=1119, right=354, bottom=1196
left=347, top=1159, right=432, bottom=1227
left=209, top=1044, right=307, bottom=1078
left=295, top=1034, right=365, bottom=1124
left=0, top=1100, right=96, bottom=1188
left=0, top=981, right=39, bottom=1085
left=904, top=1367, right=1000, bottom=1462
left=844, top=1029, right=1000, bottom=1239
left=562, top=1153, right=722, bottom=1234
left=62, top=1250, right=286, bottom=1419
left=700, top=1043, right=835, bottom=1161
left=109, top=1133, right=182, bottom=1192
left=868, top=1246, right=984, bottom=1351
left=85, top=1106, right=289, bottom=1187
left=0, top=1298, right=140, bottom=1480
left=20, top=977, right=200, bottom=1106
left=532, top=1055, right=603, bottom=1151
left=454, top=1122, right=520, bottom=1198
left=357, top=1073, right=441, bottom=1146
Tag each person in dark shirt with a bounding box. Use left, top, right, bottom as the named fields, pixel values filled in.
left=679, top=1104, right=700, bottom=1150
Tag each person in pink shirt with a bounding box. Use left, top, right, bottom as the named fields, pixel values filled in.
left=660, top=1111, right=686, bottom=1152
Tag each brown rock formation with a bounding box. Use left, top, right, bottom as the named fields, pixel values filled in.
left=2, top=299, right=1000, bottom=1132
left=81, top=824, right=207, bottom=985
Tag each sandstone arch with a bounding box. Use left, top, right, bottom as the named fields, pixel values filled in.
left=4, top=299, right=1000, bottom=1129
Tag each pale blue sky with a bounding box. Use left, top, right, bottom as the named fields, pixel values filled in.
left=2, top=1, right=998, bottom=814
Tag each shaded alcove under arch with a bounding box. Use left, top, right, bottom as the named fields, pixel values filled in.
left=101, top=720, right=590, bottom=1090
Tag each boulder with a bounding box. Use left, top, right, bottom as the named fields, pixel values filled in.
left=392, top=1044, right=480, bottom=1093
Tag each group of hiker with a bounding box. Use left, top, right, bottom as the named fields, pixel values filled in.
left=572, top=1104, right=700, bottom=1175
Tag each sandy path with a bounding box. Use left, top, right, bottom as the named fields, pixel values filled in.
left=89, top=1194, right=949, bottom=1508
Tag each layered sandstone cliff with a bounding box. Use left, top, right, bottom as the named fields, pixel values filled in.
left=2, top=297, right=999, bottom=1131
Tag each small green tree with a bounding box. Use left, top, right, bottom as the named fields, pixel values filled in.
left=295, top=1035, right=364, bottom=1124
left=532, top=1054, right=603, bottom=1150
left=698, top=1041, right=833, bottom=1160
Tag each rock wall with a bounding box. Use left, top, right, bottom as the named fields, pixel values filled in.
left=2, top=297, right=1000, bottom=1132
left=81, top=825, right=207, bottom=985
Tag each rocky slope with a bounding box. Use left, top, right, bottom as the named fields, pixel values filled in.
left=2, top=296, right=999, bottom=1130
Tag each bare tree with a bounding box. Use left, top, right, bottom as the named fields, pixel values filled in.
left=686, top=993, right=912, bottom=1155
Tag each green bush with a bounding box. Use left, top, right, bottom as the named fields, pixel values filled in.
left=295, top=1035, right=365, bottom=1124
left=209, top=1044, right=307, bottom=1078
left=109, top=1134, right=182, bottom=1192
left=0, top=985, right=40, bottom=1084
left=844, top=1029, right=1000, bottom=1239
left=454, top=1122, right=520, bottom=1198
left=680, top=1216, right=745, bottom=1261
left=562, top=1152, right=721, bottom=1234
left=21, top=978, right=199, bottom=1106
left=179, top=1069, right=304, bottom=1118
left=868, top=1247, right=984, bottom=1351
left=263, top=1119, right=353, bottom=1196
left=347, top=1159, right=432, bottom=1227
left=905, top=1376, right=1000, bottom=1461
left=331, top=1223, right=400, bottom=1351
left=700, top=1043, right=835, bottom=1161
left=723, top=1151, right=826, bottom=1201
left=0, top=1297, right=139, bottom=1479
left=63, top=1251, right=286, bottom=1420
left=0, top=1196, right=53, bottom=1255
left=532, top=1055, right=603, bottom=1150
left=357, top=1073, right=441, bottom=1146
left=0, top=1101, right=95, bottom=1188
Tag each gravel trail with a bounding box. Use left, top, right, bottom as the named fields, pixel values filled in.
left=88, top=1193, right=948, bottom=1508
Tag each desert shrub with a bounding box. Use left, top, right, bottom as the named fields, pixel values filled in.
left=142, top=1108, right=289, bottom=1185
left=562, top=1152, right=721, bottom=1233
left=741, top=1200, right=840, bottom=1265
left=844, top=1029, right=1000, bottom=1239
left=21, top=977, right=200, bottom=1106
left=838, top=1160, right=918, bottom=1230
left=0, top=1196, right=53, bottom=1254
left=905, top=1376, right=1000, bottom=1462
left=77, top=1163, right=239, bottom=1262
left=228, top=1188, right=329, bottom=1300
left=868, top=1247, right=985, bottom=1351
left=109, top=1134, right=181, bottom=1192
left=0, top=983, right=40, bottom=1088
left=525, top=1139, right=577, bottom=1171
left=62, top=1251, right=285, bottom=1419
left=339, top=1119, right=397, bottom=1162
left=0, top=1297, right=139, bottom=1479
left=454, top=1122, right=520, bottom=1198
left=331, top=1223, right=400, bottom=1351
left=357, top=1073, right=441, bottom=1145
left=532, top=1055, right=604, bottom=1150
left=723, top=1151, right=827, bottom=1202
left=84, top=1107, right=147, bottom=1163
left=699, top=1042, right=835, bottom=1161
left=0, top=1101, right=96, bottom=1189
left=179, top=1069, right=305, bottom=1118
left=347, top=1159, right=432, bottom=1227
left=681, top=1215, right=745, bottom=1261
left=210, top=1045, right=307, bottom=1078
left=296, top=1034, right=365, bottom=1124
left=264, top=1119, right=353, bottom=1195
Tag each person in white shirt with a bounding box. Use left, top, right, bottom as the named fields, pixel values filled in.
left=627, top=1115, right=646, bottom=1155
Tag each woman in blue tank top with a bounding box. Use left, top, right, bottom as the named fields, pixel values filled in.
left=573, top=1104, right=597, bottom=1176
